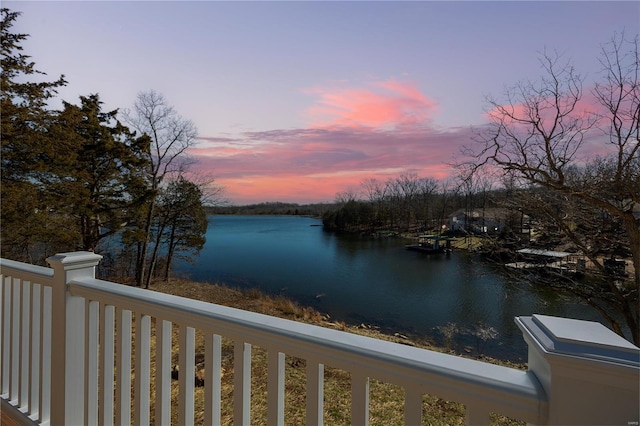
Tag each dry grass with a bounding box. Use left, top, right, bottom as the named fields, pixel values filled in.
left=449, top=236, right=486, bottom=250
left=128, top=278, right=525, bottom=425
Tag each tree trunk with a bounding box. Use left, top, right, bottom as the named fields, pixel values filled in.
left=164, top=220, right=177, bottom=281
left=622, top=212, right=640, bottom=345
left=135, top=200, right=155, bottom=287
left=144, top=221, right=164, bottom=289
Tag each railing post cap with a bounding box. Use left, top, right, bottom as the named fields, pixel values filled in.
left=516, top=314, right=640, bottom=366
left=46, top=251, right=103, bottom=270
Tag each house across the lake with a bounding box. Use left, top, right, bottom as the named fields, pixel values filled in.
left=448, top=208, right=529, bottom=235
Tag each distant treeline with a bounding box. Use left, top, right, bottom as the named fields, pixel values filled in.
left=320, top=175, right=517, bottom=237
left=206, top=202, right=333, bottom=217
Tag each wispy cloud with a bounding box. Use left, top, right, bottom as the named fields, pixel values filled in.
left=192, top=123, right=473, bottom=203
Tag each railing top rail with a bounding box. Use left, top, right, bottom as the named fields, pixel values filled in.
left=0, top=258, right=54, bottom=286
left=70, top=277, right=546, bottom=423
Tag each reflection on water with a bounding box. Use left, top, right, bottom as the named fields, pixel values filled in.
left=175, top=215, right=618, bottom=362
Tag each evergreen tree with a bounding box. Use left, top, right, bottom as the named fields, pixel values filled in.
left=48, top=94, right=152, bottom=251
left=1, top=9, right=153, bottom=264
left=1, top=8, right=68, bottom=262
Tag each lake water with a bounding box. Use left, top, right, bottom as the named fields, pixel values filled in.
left=174, top=215, right=612, bottom=362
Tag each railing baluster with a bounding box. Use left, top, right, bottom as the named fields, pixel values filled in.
left=178, top=325, right=195, bottom=425
left=404, top=386, right=422, bottom=426
left=267, top=350, right=285, bottom=426
left=86, top=300, right=99, bottom=425
left=465, top=403, right=490, bottom=426
left=155, top=319, right=172, bottom=425
left=20, top=280, right=30, bottom=409
left=29, top=283, right=41, bottom=419
left=0, top=275, right=4, bottom=396
left=100, top=304, right=115, bottom=426
left=351, top=372, right=369, bottom=426
left=10, top=278, right=20, bottom=404
left=204, top=333, right=222, bottom=426
left=1, top=276, right=10, bottom=397
left=234, top=341, right=252, bottom=425
left=306, top=361, right=324, bottom=426
left=115, top=307, right=132, bottom=425
left=134, top=313, right=151, bottom=426
left=39, top=286, right=52, bottom=424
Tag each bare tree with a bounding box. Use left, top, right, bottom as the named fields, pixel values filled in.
left=334, top=188, right=359, bottom=206
left=187, top=171, right=227, bottom=207
left=416, top=177, right=439, bottom=231
left=123, top=90, right=198, bottom=287
left=394, top=173, right=422, bottom=230
left=381, top=173, right=421, bottom=230
left=455, top=164, right=497, bottom=235
left=434, top=178, right=458, bottom=235
left=456, top=164, right=477, bottom=235
left=361, top=177, right=384, bottom=204
left=471, top=34, right=639, bottom=344
left=361, top=177, right=389, bottom=229
left=592, top=32, right=640, bottom=285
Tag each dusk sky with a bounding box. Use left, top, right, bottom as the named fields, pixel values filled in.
left=7, top=1, right=639, bottom=204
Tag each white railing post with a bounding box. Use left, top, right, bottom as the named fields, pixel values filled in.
left=47, top=251, right=102, bottom=426
left=516, top=314, right=640, bottom=425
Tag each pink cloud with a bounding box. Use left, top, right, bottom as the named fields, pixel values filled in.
left=190, top=124, right=474, bottom=204
left=303, top=79, right=437, bottom=129
left=188, top=78, right=474, bottom=204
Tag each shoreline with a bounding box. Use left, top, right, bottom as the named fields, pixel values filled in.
left=147, top=276, right=527, bottom=370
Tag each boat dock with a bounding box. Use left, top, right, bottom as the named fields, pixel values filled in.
left=406, top=235, right=451, bottom=254
left=505, top=248, right=586, bottom=275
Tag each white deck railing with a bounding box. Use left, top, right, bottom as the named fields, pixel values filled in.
left=1, top=252, right=638, bottom=425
